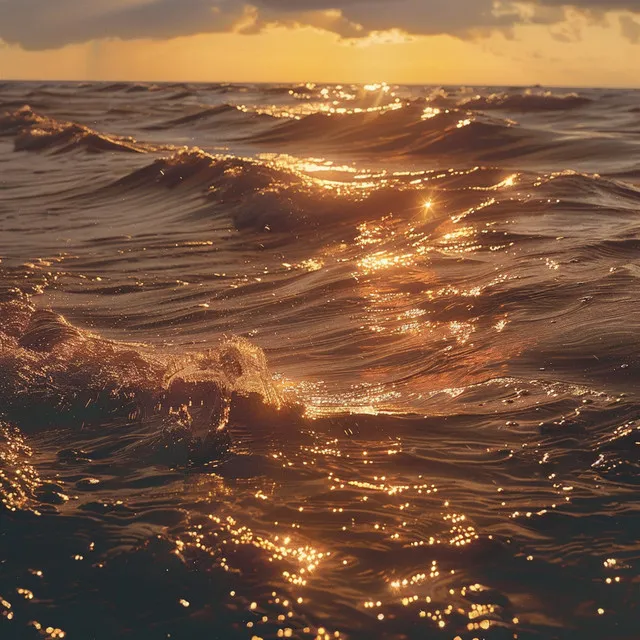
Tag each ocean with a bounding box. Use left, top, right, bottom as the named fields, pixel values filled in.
left=0, top=80, right=639, bottom=639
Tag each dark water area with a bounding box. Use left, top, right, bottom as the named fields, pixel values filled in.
left=0, top=80, right=639, bottom=640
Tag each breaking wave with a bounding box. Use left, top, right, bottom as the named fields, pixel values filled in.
left=0, top=300, right=291, bottom=471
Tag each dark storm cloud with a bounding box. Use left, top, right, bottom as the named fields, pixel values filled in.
left=0, top=0, right=639, bottom=50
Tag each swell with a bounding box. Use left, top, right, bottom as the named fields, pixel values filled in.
left=40, top=145, right=640, bottom=400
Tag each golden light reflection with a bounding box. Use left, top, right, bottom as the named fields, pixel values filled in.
left=294, top=379, right=403, bottom=418
left=498, top=174, right=517, bottom=188
left=171, top=416, right=516, bottom=640
left=451, top=197, right=497, bottom=224
left=357, top=250, right=416, bottom=275
left=467, top=172, right=520, bottom=192
left=26, top=621, right=66, bottom=638
left=238, top=99, right=404, bottom=120
left=185, top=513, right=331, bottom=589
left=433, top=225, right=482, bottom=255
left=258, top=154, right=358, bottom=175
left=0, top=423, right=41, bottom=513
left=421, top=107, right=442, bottom=120
left=363, top=83, right=390, bottom=93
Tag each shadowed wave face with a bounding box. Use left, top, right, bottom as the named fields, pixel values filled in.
left=0, top=80, right=640, bottom=640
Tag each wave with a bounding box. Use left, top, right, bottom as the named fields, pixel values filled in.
left=0, top=105, right=149, bottom=154
left=101, top=148, right=450, bottom=232
left=459, top=92, right=592, bottom=112
left=80, top=82, right=171, bottom=94
left=163, top=83, right=198, bottom=100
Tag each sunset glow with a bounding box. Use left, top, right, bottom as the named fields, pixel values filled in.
left=0, top=4, right=639, bottom=86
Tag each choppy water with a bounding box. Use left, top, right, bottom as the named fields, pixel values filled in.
left=1, top=81, right=639, bottom=640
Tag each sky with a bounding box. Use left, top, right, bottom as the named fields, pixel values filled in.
left=1, top=1, right=640, bottom=86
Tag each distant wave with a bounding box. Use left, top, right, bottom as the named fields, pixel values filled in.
left=459, top=92, right=593, bottom=112
left=206, top=83, right=252, bottom=94
left=92, top=82, right=133, bottom=93
left=0, top=105, right=149, bottom=154
left=242, top=100, right=639, bottom=164
left=26, top=88, right=77, bottom=100
left=126, top=83, right=162, bottom=93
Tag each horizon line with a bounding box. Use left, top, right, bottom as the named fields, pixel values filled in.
left=1, top=77, right=639, bottom=91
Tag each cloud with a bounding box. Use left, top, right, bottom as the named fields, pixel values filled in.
left=535, top=1, right=640, bottom=8
left=620, top=14, right=640, bottom=42
left=0, top=1, right=249, bottom=50
left=0, top=0, right=639, bottom=50
left=0, top=0, right=521, bottom=49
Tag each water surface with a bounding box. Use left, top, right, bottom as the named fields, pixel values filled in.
left=1, top=81, right=639, bottom=640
